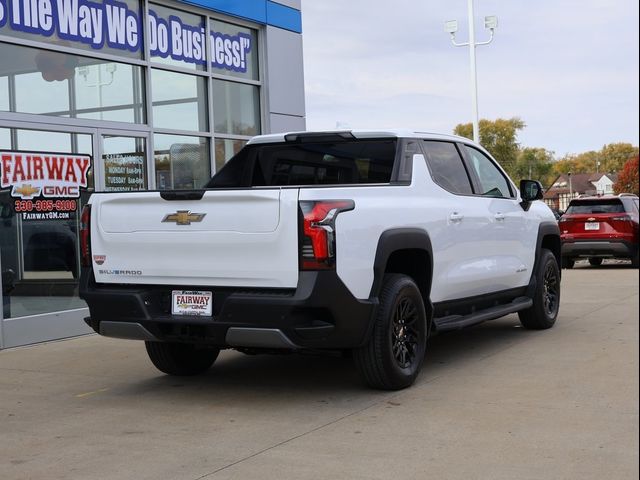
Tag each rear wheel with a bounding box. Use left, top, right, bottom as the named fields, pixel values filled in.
left=145, top=341, right=219, bottom=376
left=354, top=274, right=427, bottom=390
left=519, top=249, right=560, bottom=330
left=588, top=257, right=603, bottom=266
left=562, top=257, right=574, bottom=269
left=632, top=253, right=639, bottom=268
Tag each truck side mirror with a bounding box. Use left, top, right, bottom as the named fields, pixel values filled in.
left=520, top=179, right=543, bottom=210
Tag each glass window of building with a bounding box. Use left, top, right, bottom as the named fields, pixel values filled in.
left=212, top=80, right=260, bottom=136
left=209, top=20, right=259, bottom=80
left=0, top=0, right=144, bottom=60
left=0, top=43, right=145, bottom=124
left=148, top=3, right=207, bottom=71
left=214, top=138, right=247, bottom=172
left=151, top=69, right=208, bottom=132
left=102, top=135, right=148, bottom=191
left=154, top=134, right=210, bottom=189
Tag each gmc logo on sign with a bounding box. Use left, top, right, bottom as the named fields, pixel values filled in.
left=43, top=185, right=79, bottom=197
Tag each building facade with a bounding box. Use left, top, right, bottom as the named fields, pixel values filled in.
left=543, top=172, right=618, bottom=211
left=0, top=0, right=305, bottom=348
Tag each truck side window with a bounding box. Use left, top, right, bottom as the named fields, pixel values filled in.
left=422, top=141, right=473, bottom=195
left=463, top=146, right=514, bottom=198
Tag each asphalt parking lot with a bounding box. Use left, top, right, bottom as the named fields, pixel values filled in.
left=1, top=263, right=638, bottom=480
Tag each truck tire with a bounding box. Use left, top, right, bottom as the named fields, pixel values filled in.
left=145, top=341, right=219, bottom=376
left=519, top=249, right=560, bottom=330
left=588, top=258, right=603, bottom=266
left=562, top=257, right=574, bottom=269
left=354, top=274, right=427, bottom=390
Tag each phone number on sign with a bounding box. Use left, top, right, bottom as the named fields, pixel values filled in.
left=14, top=199, right=78, bottom=213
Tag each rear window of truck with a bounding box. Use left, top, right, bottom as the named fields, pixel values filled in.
left=565, top=199, right=625, bottom=214
left=207, top=139, right=397, bottom=187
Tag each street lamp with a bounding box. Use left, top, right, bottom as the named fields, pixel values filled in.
left=445, top=1, right=497, bottom=144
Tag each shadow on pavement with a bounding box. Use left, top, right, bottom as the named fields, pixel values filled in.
left=108, top=316, right=532, bottom=406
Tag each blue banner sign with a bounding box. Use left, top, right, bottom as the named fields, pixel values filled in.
left=0, top=0, right=253, bottom=72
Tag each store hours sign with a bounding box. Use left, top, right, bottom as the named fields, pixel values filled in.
left=0, top=151, right=91, bottom=220
left=0, top=0, right=253, bottom=72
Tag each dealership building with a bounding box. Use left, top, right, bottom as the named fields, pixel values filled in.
left=0, top=0, right=305, bottom=348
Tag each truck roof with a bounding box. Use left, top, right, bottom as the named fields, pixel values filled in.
left=247, top=129, right=474, bottom=145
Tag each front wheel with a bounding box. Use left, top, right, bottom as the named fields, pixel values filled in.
left=588, top=257, right=603, bottom=266
left=145, top=341, right=219, bottom=376
left=519, top=249, right=560, bottom=330
left=562, top=257, right=574, bottom=269
left=354, top=274, right=427, bottom=390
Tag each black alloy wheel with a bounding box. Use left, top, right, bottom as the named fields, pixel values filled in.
left=542, top=262, right=560, bottom=318
left=392, top=297, right=420, bottom=369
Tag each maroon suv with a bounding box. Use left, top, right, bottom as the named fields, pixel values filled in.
left=560, top=194, right=639, bottom=268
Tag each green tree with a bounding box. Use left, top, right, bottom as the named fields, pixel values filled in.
left=454, top=117, right=525, bottom=177
left=599, top=143, right=639, bottom=173
left=513, top=147, right=555, bottom=186
left=613, top=156, right=639, bottom=195
left=553, top=143, right=638, bottom=177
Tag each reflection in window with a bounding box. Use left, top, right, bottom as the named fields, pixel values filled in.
left=0, top=0, right=143, bottom=60
left=154, top=134, right=210, bottom=189
left=212, top=80, right=260, bottom=136
left=423, top=141, right=473, bottom=195
left=214, top=138, right=246, bottom=172
left=464, top=146, right=513, bottom=198
left=0, top=43, right=145, bottom=123
left=149, top=3, right=206, bottom=71
left=210, top=20, right=259, bottom=80
left=151, top=69, right=208, bottom=132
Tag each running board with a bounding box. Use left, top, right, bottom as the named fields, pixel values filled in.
left=434, top=296, right=533, bottom=332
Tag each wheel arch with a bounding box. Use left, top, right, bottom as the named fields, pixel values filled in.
left=370, top=229, right=434, bottom=330
left=526, top=221, right=561, bottom=297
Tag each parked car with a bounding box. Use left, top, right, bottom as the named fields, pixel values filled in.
left=560, top=194, right=639, bottom=268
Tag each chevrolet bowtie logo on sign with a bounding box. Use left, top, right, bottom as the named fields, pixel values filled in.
left=14, top=184, right=41, bottom=198
left=162, top=210, right=206, bottom=225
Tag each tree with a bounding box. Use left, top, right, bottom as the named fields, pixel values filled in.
left=599, top=143, right=639, bottom=173
left=454, top=117, right=525, bottom=177
left=613, top=156, right=639, bottom=195
left=553, top=143, right=638, bottom=177
left=513, top=147, right=555, bottom=186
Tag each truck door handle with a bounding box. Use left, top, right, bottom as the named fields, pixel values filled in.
left=494, top=213, right=506, bottom=221
left=449, top=212, right=464, bottom=223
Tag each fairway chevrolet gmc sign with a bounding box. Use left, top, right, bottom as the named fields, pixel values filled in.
left=0, top=150, right=91, bottom=219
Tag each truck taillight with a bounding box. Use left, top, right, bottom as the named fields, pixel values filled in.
left=80, top=205, right=91, bottom=268
left=299, top=200, right=354, bottom=270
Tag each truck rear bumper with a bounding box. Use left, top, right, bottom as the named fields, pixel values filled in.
left=80, top=270, right=377, bottom=350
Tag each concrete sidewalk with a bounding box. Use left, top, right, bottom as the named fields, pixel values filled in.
left=1, top=267, right=638, bottom=479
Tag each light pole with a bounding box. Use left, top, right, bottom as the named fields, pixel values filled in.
left=445, top=1, right=497, bottom=143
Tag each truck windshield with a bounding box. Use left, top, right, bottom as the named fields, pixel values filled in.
left=206, top=139, right=398, bottom=187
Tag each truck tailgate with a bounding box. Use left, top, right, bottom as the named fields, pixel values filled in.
left=90, top=189, right=300, bottom=288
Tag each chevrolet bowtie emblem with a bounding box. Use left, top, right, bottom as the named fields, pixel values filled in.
left=162, top=210, right=206, bottom=225
left=14, top=184, right=41, bottom=198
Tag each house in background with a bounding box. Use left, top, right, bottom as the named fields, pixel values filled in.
left=544, top=172, right=618, bottom=211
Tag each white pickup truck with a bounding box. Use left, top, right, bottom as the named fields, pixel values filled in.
left=80, top=130, right=561, bottom=390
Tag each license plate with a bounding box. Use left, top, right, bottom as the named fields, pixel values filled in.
left=172, top=290, right=213, bottom=316
left=585, top=222, right=600, bottom=231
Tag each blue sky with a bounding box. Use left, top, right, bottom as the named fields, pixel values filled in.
left=301, top=0, right=639, bottom=157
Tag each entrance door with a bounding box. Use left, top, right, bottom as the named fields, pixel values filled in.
left=0, top=122, right=96, bottom=347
